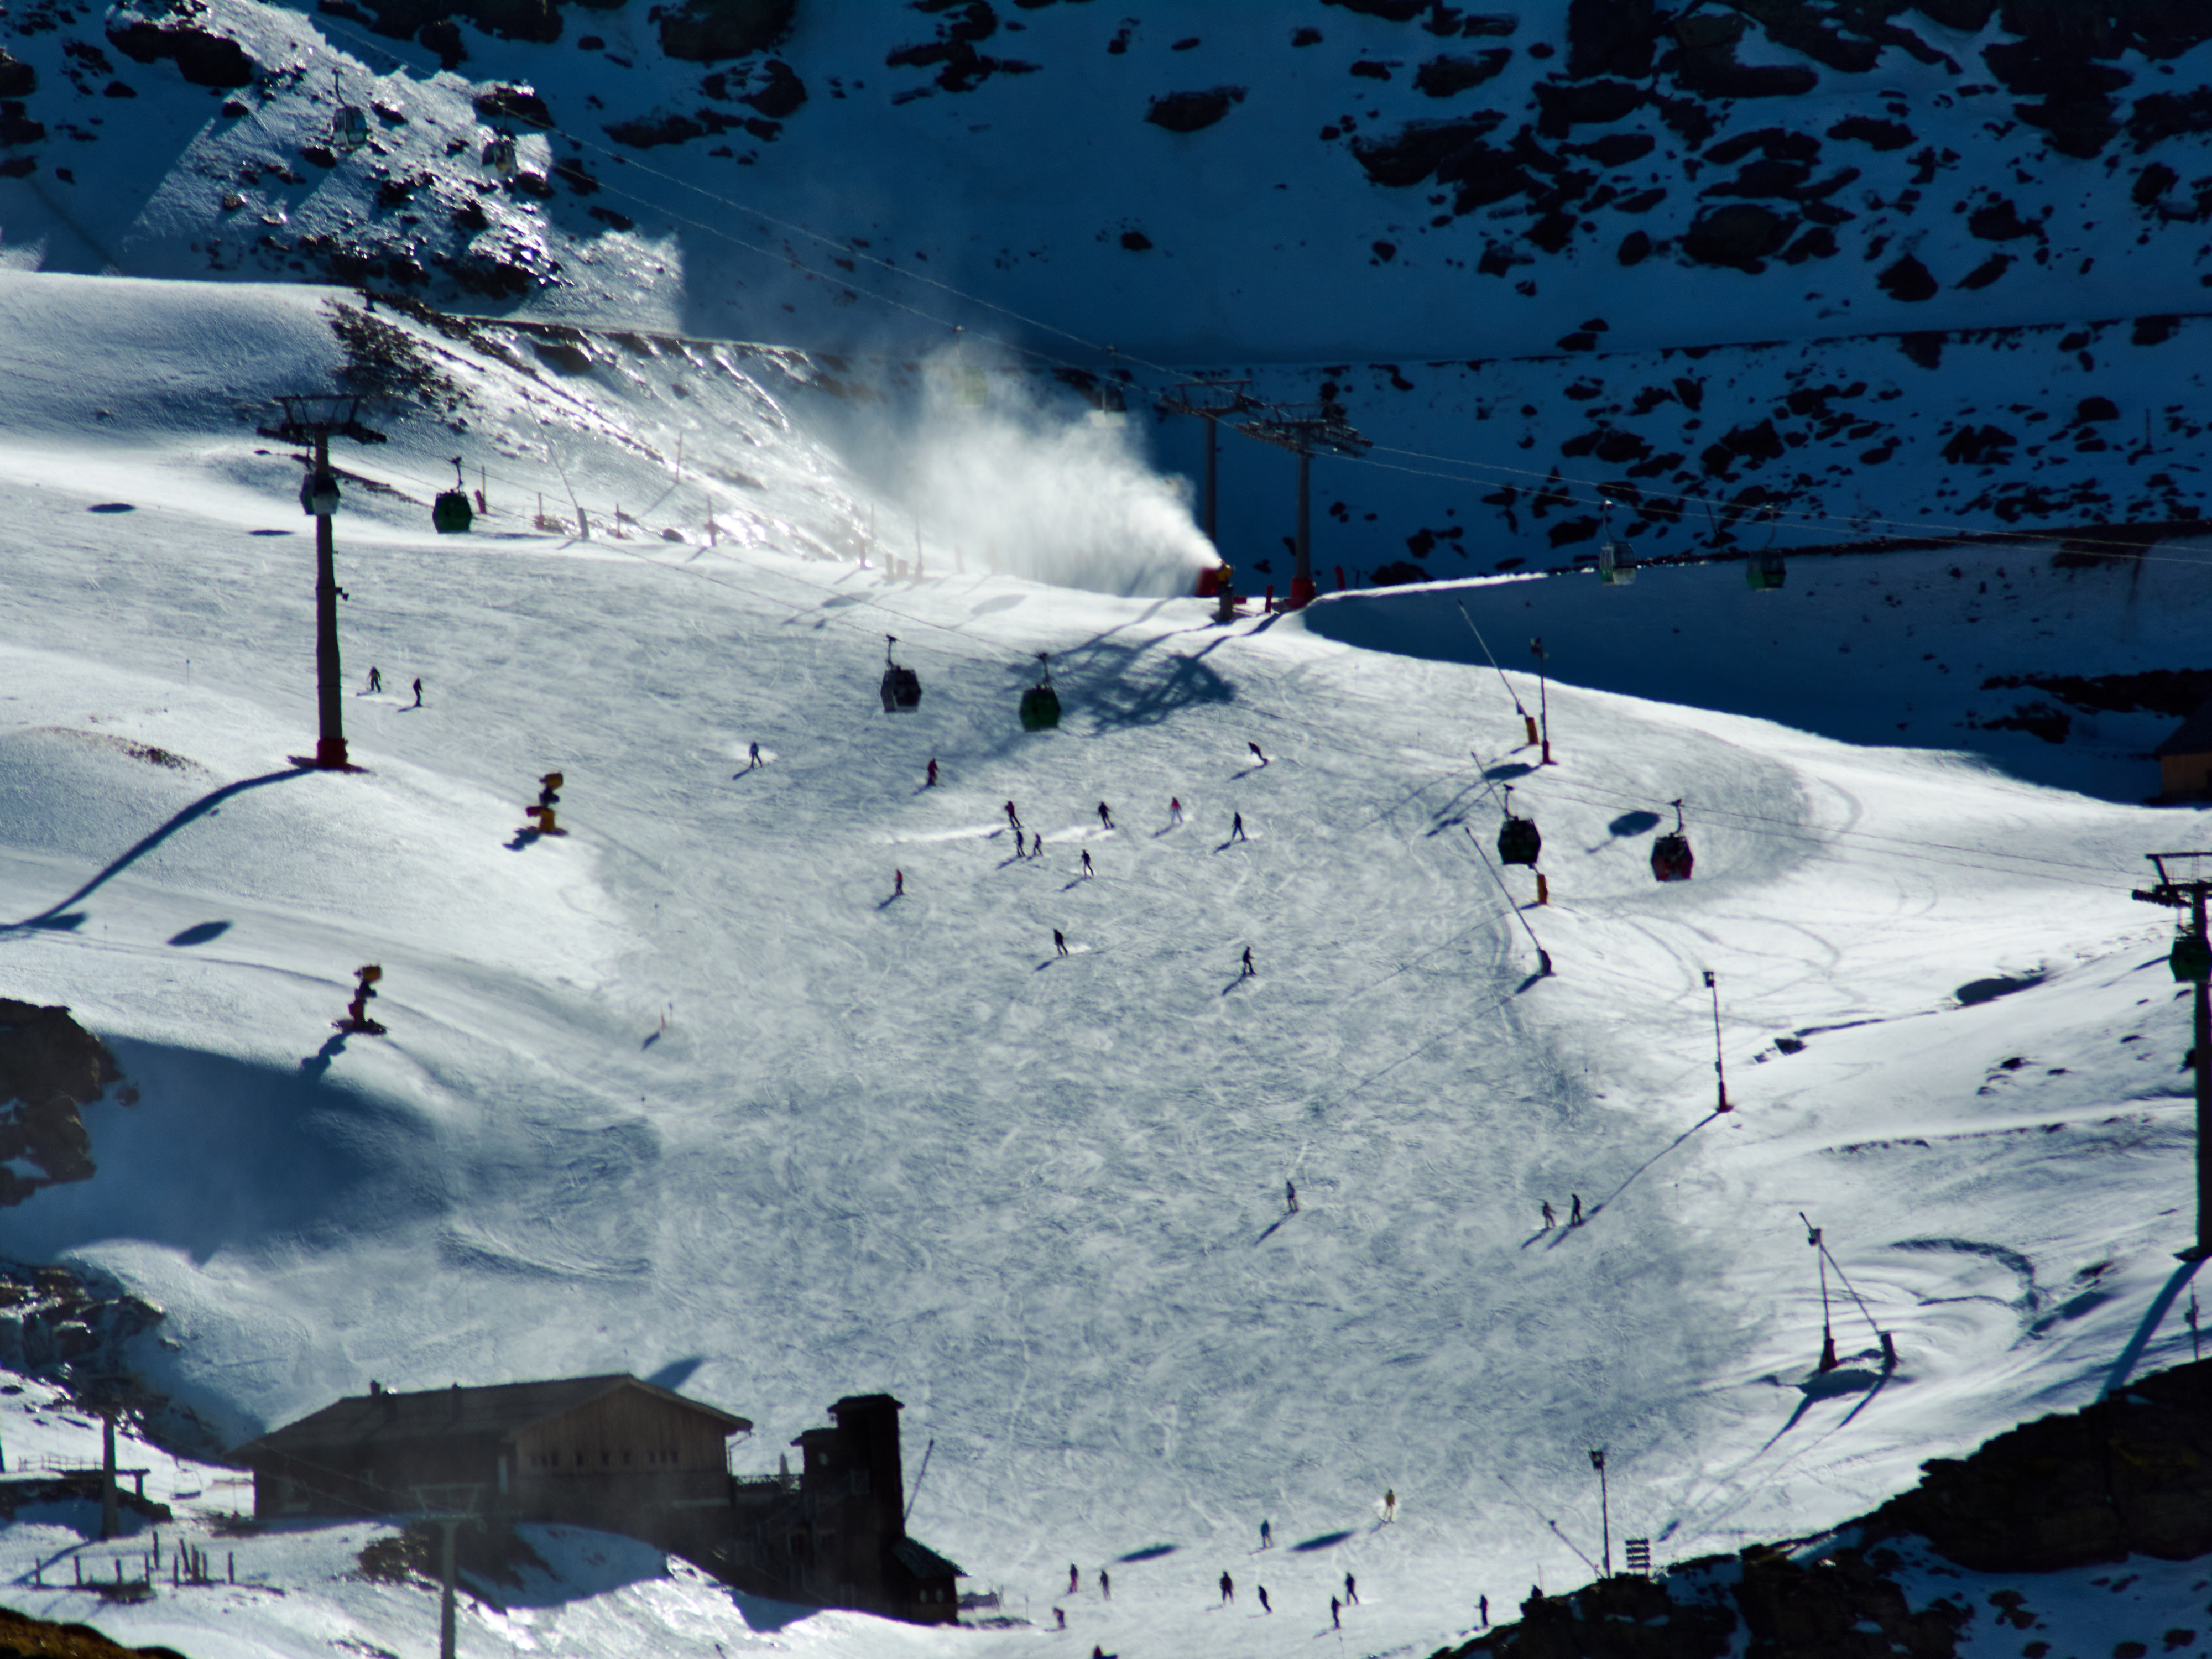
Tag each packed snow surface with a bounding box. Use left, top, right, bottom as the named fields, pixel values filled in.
left=0, top=268, right=2209, bottom=1658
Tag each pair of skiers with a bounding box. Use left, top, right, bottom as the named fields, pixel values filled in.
left=1539, top=1196, right=1586, bottom=1230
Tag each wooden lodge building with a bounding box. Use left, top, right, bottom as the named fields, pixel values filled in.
left=231, top=1376, right=962, bottom=1625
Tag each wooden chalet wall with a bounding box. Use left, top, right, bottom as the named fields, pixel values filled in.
left=510, top=1387, right=732, bottom=1559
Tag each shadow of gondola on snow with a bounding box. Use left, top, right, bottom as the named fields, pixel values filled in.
left=1290, top=1531, right=1355, bottom=1553
left=1755, top=1360, right=1892, bottom=1451
left=1485, top=761, right=1535, bottom=782
left=1608, top=810, right=1661, bottom=837
left=166, top=920, right=232, bottom=946
left=1115, top=1543, right=1178, bottom=1563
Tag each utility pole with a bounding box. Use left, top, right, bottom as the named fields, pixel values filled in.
left=1156, top=377, right=1257, bottom=553
left=1704, top=969, right=1731, bottom=1113
left=412, top=1484, right=482, bottom=1659
left=2133, top=853, right=2212, bottom=1259
left=1529, top=638, right=1554, bottom=764
left=100, top=1408, right=118, bottom=1541
left=1235, top=400, right=1372, bottom=611
left=257, top=394, right=386, bottom=770
left=1802, top=1213, right=1837, bottom=1372
left=1588, top=1448, right=1610, bottom=1578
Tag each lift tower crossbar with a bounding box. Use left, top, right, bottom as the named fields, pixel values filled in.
left=258, top=394, right=386, bottom=770
left=1234, top=401, right=1371, bottom=611
left=1155, top=376, right=1259, bottom=552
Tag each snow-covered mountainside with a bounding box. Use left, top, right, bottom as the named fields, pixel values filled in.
left=2, top=262, right=2212, bottom=1659
left=7, top=2, right=2212, bottom=580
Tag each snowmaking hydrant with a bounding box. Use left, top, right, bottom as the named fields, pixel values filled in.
left=336, top=964, right=385, bottom=1035
left=525, top=772, right=568, bottom=836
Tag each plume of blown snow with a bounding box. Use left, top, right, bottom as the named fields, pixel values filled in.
left=885, top=345, right=1218, bottom=597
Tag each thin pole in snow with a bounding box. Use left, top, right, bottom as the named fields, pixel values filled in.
left=1464, top=826, right=1551, bottom=977
left=1704, top=970, right=1730, bottom=1112
left=1588, top=1449, right=1609, bottom=1578
left=2193, top=1292, right=2203, bottom=1363
left=1802, top=1213, right=1837, bottom=1372
left=903, top=1437, right=935, bottom=1525
left=1530, top=637, right=1553, bottom=764
left=1453, top=601, right=1531, bottom=740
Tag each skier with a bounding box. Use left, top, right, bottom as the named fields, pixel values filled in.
left=926, top=757, right=938, bottom=787
left=1081, top=849, right=1093, bottom=878
left=1260, top=1519, right=1272, bottom=1549
left=1070, top=1564, right=1080, bottom=1594
left=1541, top=1201, right=1557, bottom=1232
left=1098, top=802, right=1114, bottom=831
left=1100, top=1569, right=1110, bottom=1601
left=1479, top=1594, right=1489, bottom=1627
left=1331, top=1595, right=1341, bottom=1629
left=1230, top=811, right=1246, bottom=842
left=894, top=869, right=904, bottom=898
left=1170, top=797, right=1183, bottom=826
left=1055, top=929, right=1069, bottom=957
left=1219, top=1571, right=1234, bottom=1606
left=366, top=666, right=382, bottom=693
left=411, top=677, right=424, bottom=708
left=1249, top=741, right=1268, bottom=766
left=747, top=742, right=761, bottom=771
left=1005, top=800, right=1022, bottom=831
left=1015, top=828, right=1026, bottom=858
left=1571, top=1193, right=1584, bottom=1226
left=1383, top=1489, right=1397, bottom=1523
left=1285, top=1178, right=1298, bottom=1213
left=1258, top=1585, right=1271, bottom=1614
left=1054, top=1607, right=1066, bottom=1630
left=1345, top=1572, right=1359, bottom=1604
left=1241, top=946, right=1255, bottom=978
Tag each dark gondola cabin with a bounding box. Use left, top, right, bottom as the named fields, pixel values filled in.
left=1019, top=653, right=1060, bottom=731
left=1651, top=799, right=1694, bottom=882
left=1498, top=790, right=1541, bottom=867
left=1746, top=551, right=1787, bottom=591
left=880, top=637, right=922, bottom=713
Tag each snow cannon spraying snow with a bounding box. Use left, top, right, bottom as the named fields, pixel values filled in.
left=880, top=636, right=922, bottom=714
left=1651, top=799, right=1695, bottom=883
left=1019, top=653, right=1061, bottom=732
left=525, top=773, right=567, bottom=836
left=335, top=964, right=386, bottom=1035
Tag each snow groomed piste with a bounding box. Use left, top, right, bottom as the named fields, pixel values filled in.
left=0, top=268, right=2208, bottom=1658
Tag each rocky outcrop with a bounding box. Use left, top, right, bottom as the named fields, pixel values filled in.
left=659, top=0, right=794, bottom=64
left=1144, top=87, right=1246, bottom=134
left=105, top=14, right=254, bottom=88
left=0, top=999, right=127, bottom=1206
left=1443, top=1357, right=2212, bottom=1659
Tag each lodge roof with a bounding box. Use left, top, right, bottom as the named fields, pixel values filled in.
left=2156, top=696, right=2212, bottom=759
left=890, top=1536, right=966, bottom=1580
left=231, top=1374, right=750, bottom=1461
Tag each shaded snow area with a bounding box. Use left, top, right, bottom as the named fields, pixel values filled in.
left=8, top=3, right=2212, bottom=582
left=3, top=267, right=2212, bottom=1656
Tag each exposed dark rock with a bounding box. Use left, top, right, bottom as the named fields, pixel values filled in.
left=0, top=105, right=46, bottom=148
left=2134, top=161, right=2179, bottom=205
left=474, top=85, right=554, bottom=128
left=1898, top=331, right=1944, bottom=369
left=1351, top=60, right=1392, bottom=80
left=1566, top=0, right=1657, bottom=79
left=742, top=58, right=807, bottom=118
left=0, top=1000, right=125, bottom=1205
left=1778, top=225, right=1837, bottom=263
left=1967, top=195, right=2040, bottom=239
left=1914, top=0, right=1995, bottom=28
left=1706, top=127, right=1820, bottom=166
left=418, top=19, right=465, bottom=66
left=659, top=0, right=794, bottom=62
left=1671, top=12, right=1820, bottom=98
left=1617, top=229, right=1652, bottom=265
left=2073, top=395, right=2120, bottom=423
left=1350, top=113, right=1506, bottom=186
left=1568, top=132, right=1653, bottom=167
left=1145, top=86, right=1246, bottom=133
left=1680, top=203, right=1792, bottom=270
left=1828, top=114, right=1914, bottom=150
left=2128, top=88, right=2212, bottom=148
left=1534, top=78, right=1644, bottom=138
left=1320, top=0, right=1423, bottom=20
left=0, top=50, right=36, bottom=97
left=1877, top=253, right=1937, bottom=301
left=587, top=204, right=634, bottom=231
left=1705, top=156, right=1813, bottom=197
left=1413, top=50, right=1510, bottom=96
left=2134, top=313, right=2179, bottom=345
left=1940, top=422, right=2015, bottom=464
left=1957, top=252, right=2011, bottom=288
left=607, top=111, right=709, bottom=147
left=531, top=335, right=595, bottom=374
left=1120, top=228, right=1151, bottom=250
left=1368, top=560, right=1431, bottom=585
left=105, top=79, right=140, bottom=98
left=105, top=18, right=254, bottom=87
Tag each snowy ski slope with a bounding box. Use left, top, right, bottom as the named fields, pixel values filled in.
left=0, top=267, right=2209, bottom=1658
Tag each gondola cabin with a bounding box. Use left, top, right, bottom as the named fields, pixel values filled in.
left=1019, top=653, right=1060, bottom=731
left=484, top=134, right=519, bottom=176
left=433, top=455, right=474, bottom=533
left=1498, top=791, right=1541, bottom=867
left=880, top=637, right=922, bottom=713
left=332, top=104, right=369, bottom=153
left=1746, top=551, right=1787, bottom=591
left=1650, top=799, right=1693, bottom=881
